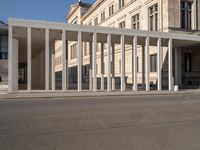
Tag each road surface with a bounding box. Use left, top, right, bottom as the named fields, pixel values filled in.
left=0, top=94, right=200, bottom=150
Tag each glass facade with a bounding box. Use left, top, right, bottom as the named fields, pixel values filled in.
left=0, top=35, right=8, bottom=60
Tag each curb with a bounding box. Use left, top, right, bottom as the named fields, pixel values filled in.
left=0, top=90, right=200, bottom=100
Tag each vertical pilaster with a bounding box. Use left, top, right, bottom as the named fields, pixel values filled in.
left=121, top=35, right=125, bottom=92
left=133, top=36, right=138, bottom=91
left=157, top=38, right=162, bottom=91
left=92, top=32, right=97, bottom=92
left=101, top=43, right=104, bottom=91
left=145, top=37, right=150, bottom=91
left=51, top=51, right=55, bottom=91
left=62, top=30, right=66, bottom=91
left=168, top=38, right=173, bottom=91
left=8, top=25, right=18, bottom=92
left=27, top=27, right=32, bottom=91
left=107, top=34, right=111, bottom=92
left=8, top=25, right=13, bottom=92
left=66, top=41, right=69, bottom=90
left=77, top=31, right=82, bottom=92
left=45, top=28, right=49, bottom=91
left=111, top=43, right=115, bottom=90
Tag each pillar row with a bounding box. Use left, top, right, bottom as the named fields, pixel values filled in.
left=168, top=38, right=173, bottom=91
left=45, top=28, right=50, bottom=91
left=62, top=30, right=66, bottom=92
left=157, top=38, right=162, bottom=91
left=107, top=34, right=111, bottom=92
left=120, top=35, right=125, bottom=92
left=111, top=43, right=115, bottom=91
left=77, top=31, right=82, bottom=92
left=92, top=32, right=97, bottom=92
left=27, top=27, right=32, bottom=91
left=101, top=43, right=104, bottom=91
left=145, top=37, right=150, bottom=91
left=133, top=36, right=138, bottom=91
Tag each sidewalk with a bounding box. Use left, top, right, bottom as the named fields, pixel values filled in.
left=0, top=89, right=200, bottom=99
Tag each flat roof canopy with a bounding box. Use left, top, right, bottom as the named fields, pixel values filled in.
left=10, top=18, right=200, bottom=49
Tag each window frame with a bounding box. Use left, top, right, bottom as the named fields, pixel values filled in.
left=180, top=0, right=192, bottom=30
left=109, top=4, right=114, bottom=16
left=148, top=4, right=158, bottom=31
left=132, top=13, right=140, bottom=30
left=119, top=21, right=126, bottom=28
left=119, top=0, right=125, bottom=9
left=101, top=11, right=106, bottom=22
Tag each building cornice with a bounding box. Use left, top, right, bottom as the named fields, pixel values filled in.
left=82, top=0, right=104, bottom=20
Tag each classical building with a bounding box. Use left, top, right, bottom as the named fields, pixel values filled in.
left=0, top=21, right=8, bottom=85
left=8, top=0, right=200, bottom=92
left=54, top=0, right=200, bottom=90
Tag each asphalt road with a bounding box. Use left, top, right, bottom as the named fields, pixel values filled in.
left=0, top=94, right=200, bottom=150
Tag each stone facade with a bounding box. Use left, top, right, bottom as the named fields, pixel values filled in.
left=53, top=0, right=200, bottom=89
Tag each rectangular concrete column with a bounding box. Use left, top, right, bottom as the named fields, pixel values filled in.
left=101, top=43, right=104, bottom=91
left=168, top=38, right=173, bottom=91
left=142, top=46, right=145, bottom=89
left=107, top=34, right=111, bottom=92
left=45, top=28, right=49, bottom=91
left=8, top=25, right=18, bottom=92
left=62, top=30, right=66, bottom=91
left=89, top=42, right=93, bottom=91
left=157, top=38, right=162, bottom=91
left=51, top=51, right=55, bottom=91
left=121, top=35, right=125, bottom=92
left=133, top=36, right=138, bottom=91
left=77, top=31, right=82, bottom=92
left=27, top=27, right=32, bottom=91
left=66, top=41, right=69, bottom=90
left=8, top=25, right=13, bottom=92
left=111, top=43, right=115, bottom=90
left=92, top=32, right=97, bottom=92
left=145, top=37, right=150, bottom=91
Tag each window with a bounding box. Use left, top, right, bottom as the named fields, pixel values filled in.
left=149, top=4, right=158, bottom=31
left=0, top=35, right=8, bottom=60
left=181, top=0, right=192, bottom=29
left=119, top=0, right=125, bottom=9
left=94, top=17, right=98, bottom=26
left=150, top=54, right=157, bottom=72
left=101, top=11, right=106, bottom=22
left=88, top=22, right=92, bottom=26
left=71, top=43, right=77, bottom=59
left=132, top=14, right=140, bottom=30
left=184, top=53, right=192, bottom=72
left=109, top=5, right=114, bottom=16
left=119, top=21, right=126, bottom=28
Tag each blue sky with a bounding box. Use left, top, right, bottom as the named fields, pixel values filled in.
left=0, top=0, right=95, bottom=23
